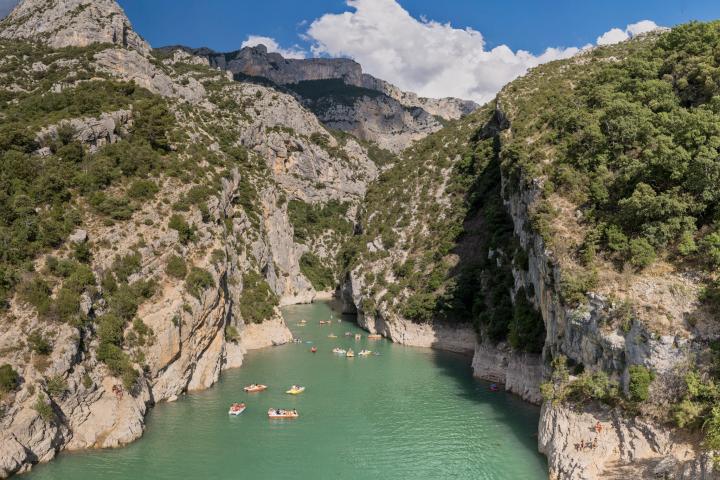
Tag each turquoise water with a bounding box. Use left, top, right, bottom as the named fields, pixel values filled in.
left=24, top=301, right=547, bottom=479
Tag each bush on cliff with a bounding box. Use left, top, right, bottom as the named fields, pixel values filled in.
left=239, top=271, right=278, bottom=324
left=0, top=364, right=19, bottom=393
left=299, top=252, right=334, bottom=291
left=185, top=267, right=214, bottom=299
left=628, top=365, right=655, bottom=403
left=165, top=255, right=188, bottom=280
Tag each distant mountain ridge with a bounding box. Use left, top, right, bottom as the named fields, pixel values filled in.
left=160, top=44, right=478, bottom=121
left=156, top=44, right=477, bottom=152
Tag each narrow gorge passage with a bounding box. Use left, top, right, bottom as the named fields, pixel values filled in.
left=22, top=301, right=546, bottom=480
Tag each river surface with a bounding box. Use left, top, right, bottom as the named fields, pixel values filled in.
left=24, top=301, right=547, bottom=479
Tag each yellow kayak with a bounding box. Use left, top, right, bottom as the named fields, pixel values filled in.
left=285, top=386, right=305, bottom=395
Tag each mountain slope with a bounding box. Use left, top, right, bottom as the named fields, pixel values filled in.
left=342, top=24, right=720, bottom=479
left=161, top=44, right=477, bottom=152
left=0, top=1, right=377, bottom=476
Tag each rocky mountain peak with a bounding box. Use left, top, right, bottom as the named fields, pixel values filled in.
left=0, top=0, right=149, bottom=54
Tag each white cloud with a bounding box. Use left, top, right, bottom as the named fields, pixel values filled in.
left=597, top=20, right=659, bottom=45
left=240, top=35, right=306, bottom=59
left=305, top=0, right=583, bottom=104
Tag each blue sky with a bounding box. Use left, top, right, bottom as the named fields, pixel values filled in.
left=3, top=0, right=720, bottom=101
left=116, top=0, right=720, bottom=54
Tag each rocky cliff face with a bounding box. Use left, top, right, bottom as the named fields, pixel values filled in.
left=0, top=1, right=377, bottom=477
left=0, top=0, right=149, bottom=54
left=167, top=44, right=478, bottom=152
left=341, top=53, right=718, bottom=480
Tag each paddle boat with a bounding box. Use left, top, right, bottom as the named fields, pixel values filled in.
left=244, top=384, right=268, bottom=393
left=228, top=403, right=246, bottom=415
left=489, top=383, right=500, bottom=392
left=268, top=408, right=299, bottom=419
left=292, top=338, right=302, bottom=343
left=354, top=334, right=362, bottom=340
left=358, top=349, right=372, bottom=356
left=346, top=349, right=355, bottom=358
left=286, top=385, right=305, bottom=395
left=311, top=346, right=317, bottom=353
left=344, top=332, right=353, bottom=337
left=327, top=333, right=337, bottom=338
left=332, top=347, right=346, bottom=354
left=367, top=334, right=382, bottom=340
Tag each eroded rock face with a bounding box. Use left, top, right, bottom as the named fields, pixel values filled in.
left=539, top=404, right=715, bottom=480
left=342, top=268, right=475, bottom=354
left=164, top=44, right=478, bottom=152
left=0, top=1, right=377, bottom=476
left=0, top=0, right=149, bottom=54
left=309, top=95, right=443, bottom=153
left=471, top=341, right=543, bottom=404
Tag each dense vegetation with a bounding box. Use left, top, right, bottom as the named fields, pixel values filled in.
left=299, top=252, right=334, bottom=291
left=343, top=103, right=545, bottom=352
left=501, top=22, right=720, bottom=284
left=286, top=79, right=383, bottom=108
left=287, top=199, right=352, bottom=244
left=238, top=271, right=279, bottom=324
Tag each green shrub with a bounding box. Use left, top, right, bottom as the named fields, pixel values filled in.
left=109, top=283, right=141, bottom=320
left=702, top=406, right=720, bottom=451
left=225, top=324, right=239, bottom=342
left=628, top=365, right=654, bottom=402
left=0, top=364, right=20, bottom=393
left=168, top=214, right=196, bottom=244
left=559, top=269, right=598, bottom=306
left=699, top=231, right=720, bottom=267
left=287, top=199, right=351, bottom=243
left=17, top=277, right=52, bottom=316
left=185, top=267, right=214, bottom=298
left=127, top=179, right=159, bottom=200
left=165, top=255, right=187, bottom=279
left=33, top=394, right=54, bottom=421
left=82, top=373, right=93, bottom=389
left=508, top=288, right=545, bottom=353
left=629, top=238, right=656, bottom=269
left=73, top=241, right=92, bottom=263
left=45, top=375, right=67, bottom=398
left=299, top=252, right=334, bottom=290
left=238, top=271, right=278, bottom=324
left=112, top=252, right=142, bottom=283
left=28, top=330, right=52, bottom=355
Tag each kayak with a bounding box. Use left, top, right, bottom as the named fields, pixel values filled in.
left=244, top=384, right=268, bottom=393
left=286, top=386, right=305, bottom=395
left=328, top=334, right=337, bottom=338
left=358, top=350, right=372, bottom=356
left=228, top=403, right=246, bottom=415
left=368, top=334, right=382, bottom=339
left=332, top=348, right=346, bottom=354
left=268, top=408, right=299, bottom=419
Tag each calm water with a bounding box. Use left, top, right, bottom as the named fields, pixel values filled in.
left=25, top=301, right=547, bottom=480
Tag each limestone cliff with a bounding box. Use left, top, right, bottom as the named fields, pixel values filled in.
left=341, top=29, right=720, bottom=479
left=0, top=0, right=376, bottom=476
left=163, top=44, right=478, bottom=152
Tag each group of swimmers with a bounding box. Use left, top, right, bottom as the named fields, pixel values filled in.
left=574, top=422, right=603, bottom=452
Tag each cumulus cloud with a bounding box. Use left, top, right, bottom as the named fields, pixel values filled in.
left=240, top=35, right=306, bottom=59
left=597, top=20, right=659, bottom=45
left=305, top=0, right=583, bottom=103
left=302, top=0, right=661, bottom=103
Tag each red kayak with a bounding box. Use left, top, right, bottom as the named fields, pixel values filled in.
left=311, top=346, right=317, bottom=353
